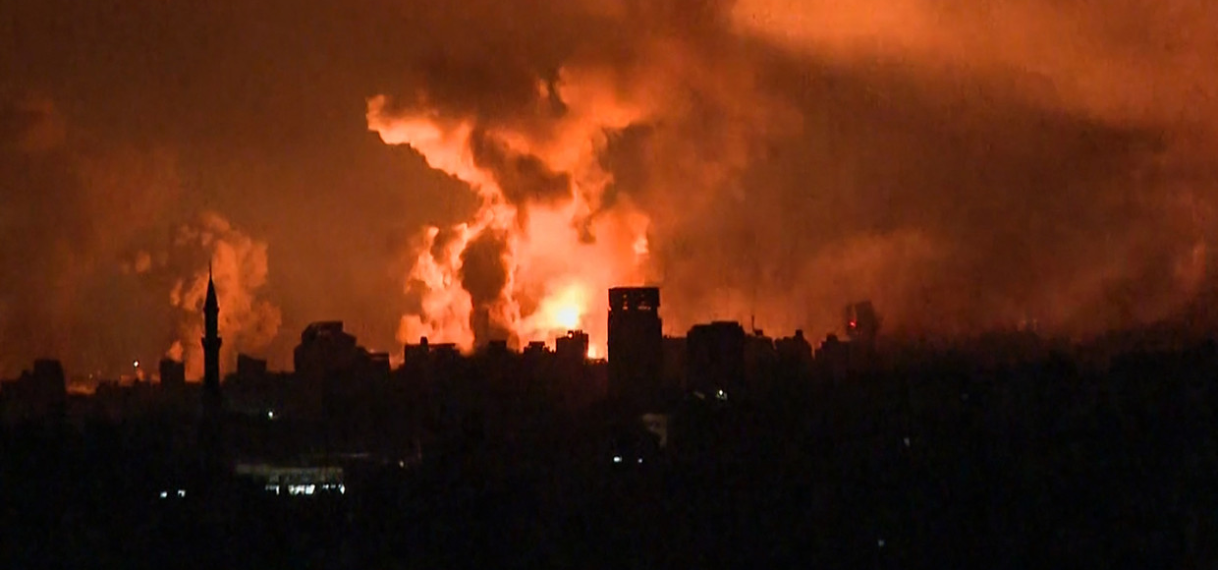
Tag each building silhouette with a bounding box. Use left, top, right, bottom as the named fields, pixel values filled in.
left=295, top=321, right=361, bottom=377
left=775, top=330, right=813, bottom=376
left=555, top=330, right=589, bottom=362
left=607, top=287, right=663, bottom=410
left=687, top=321, right=746, bottom=399
left=403, top=336, right=461, bottom=376
left=0, top=359, right=67, bottom=422
left=202, top=266, right=223, bottom=417
left=159, top=357, right=186, bottom=390
left=236, top=354, right=268, bottom=378
left=661, top=335, right=688, bottom=395
left=523, top=340, right=548, bottom=358
left=815, top=333, right=851, bottom=382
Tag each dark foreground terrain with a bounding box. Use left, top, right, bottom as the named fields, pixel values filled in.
left=4, top=342, right=1217, bottom=569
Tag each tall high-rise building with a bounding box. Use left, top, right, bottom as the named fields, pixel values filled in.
left=202, top=265, right=222, bottom=416
left=608, top=287, right=663, bottom=409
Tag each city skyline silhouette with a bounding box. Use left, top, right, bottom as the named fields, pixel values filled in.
left=5, top=0, right=1218, bottom=566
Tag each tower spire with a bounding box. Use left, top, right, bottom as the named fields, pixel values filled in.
left=205, top=260, right=218, bottom=314
left=202, top=260, right=222, bottom=412
left=200, top=257, right=225, bottom=473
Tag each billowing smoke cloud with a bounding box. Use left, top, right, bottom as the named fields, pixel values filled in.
left=6, top=0, right=1218, bottom=375
left=723, top=0, right=1218, bottom=337
left=0, top=93, right=282, bottom=380
left=732, top=0, right=1218, bottom=130
left=369, top=0, right=1218, bottom=344
left=368, top=0, right=790, bottom=351
left=149, top=212, right=282, bottom=380
left=459, top=228, right=514, bottom=343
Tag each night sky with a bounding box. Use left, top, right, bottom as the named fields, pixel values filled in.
left=2, top=0, right=1216, bottom=379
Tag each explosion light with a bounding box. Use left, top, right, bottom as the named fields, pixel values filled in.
left=556, top=304, right=581, bottom=330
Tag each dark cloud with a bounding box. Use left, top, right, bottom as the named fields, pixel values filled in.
left=459, top=229, right=510, bottom=309
left=458, top=228, right=515, bottom=344
left=470, top=131, right=573, bottom=211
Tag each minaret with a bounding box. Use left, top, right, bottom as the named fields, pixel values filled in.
left=202, top=263, right=222, bottom=416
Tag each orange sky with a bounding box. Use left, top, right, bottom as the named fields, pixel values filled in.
left=2, top=0, right=1216, bottom=377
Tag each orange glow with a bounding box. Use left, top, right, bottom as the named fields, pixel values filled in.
left=67, top=383, right=96, bottom=396
left=556, top=305, right=581, bottom=331
left=632, top=235, right=650, bottom=257
left=528, top=280, right=589, bottom=334
left=368, top=72, right=655, bottom=354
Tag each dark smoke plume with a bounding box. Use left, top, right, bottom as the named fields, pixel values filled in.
left=5, top=0, right=1218, bottom=375
left=370, top=0, right=1218, bottom=342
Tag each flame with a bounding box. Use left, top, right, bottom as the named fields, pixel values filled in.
left=526, top=280, right=589, bottom=335
left=556, top=305, right=581, bottom=330
left=369, top=69, right=654, bottom=353
left=633, top=234, right=650, bottom=257
left=166, top=213, right=282, bottom=379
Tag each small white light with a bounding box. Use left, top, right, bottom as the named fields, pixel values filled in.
left=133, top=360, right=140, bottom=368
left=159, top=491, right=168, bottom=499
left=267, top=410, right=275, bottom=420
left=878, top=539, right=886, bottom=548
left=339, top=484, right=346, bottom=494
left=177, top=489, right=186, bottom=497
left=903, top=437, right=911, bottom=447
left=613, top=455, right=623, bottom=464
left=637, top=458, right=643, bottom=464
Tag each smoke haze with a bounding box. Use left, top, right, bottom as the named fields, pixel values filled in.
left=161, top=212, right=282, bottom=380
left=3, top=0, right=1217, bottom=377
